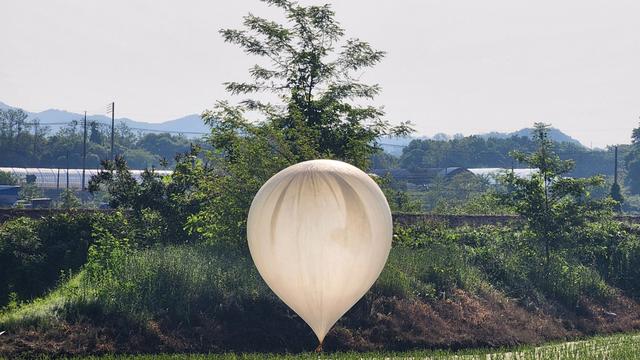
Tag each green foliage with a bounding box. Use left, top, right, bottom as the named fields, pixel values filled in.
left=420, top=173, right=495, bottom=213
left=0, top=107, right=198, bottom=169
left=89, top=154, right=200, bottom=244
left=610, top=182, right=624, bottom=211
left=0, top=171, right=17, bottom=185
left=3, top=217, right=640, bottom=350
left=370, top=151, right=399, bottom=169
left=390, top=224, right=484, bottom=295
left=474, top=224, right=612, bottom=306
left=498, top=123, right=613, bottom=265
left=538, top=255, right=612, bottom=305
left=84, top=223, right=131, bottom=291
left=4, top=4, right=640, bottom=355
left=433, top=192, right=513, bottom=215
left=610, top=231, right=640, bottom=297
left=624, top=123, right=640, bottom=195
left=81, top=244, right=268, bottom=324
left=398, top=133, right=617, bottom=178
left=186, top=0, right=412, bottom=246
left=216, top=0, right=412, bottom=169
left=0, top=218, right=43, bottom=305
left=18, top=182, right=43, bottom=201
left=58, top=189, right=81, bottom=209
left=624, top=164, right=640, bottom=197
left=377, top=175, right=422, bottom=213
left=0, top=212, right=136, bottom=307
left=395, top=222, right=618, bottom=307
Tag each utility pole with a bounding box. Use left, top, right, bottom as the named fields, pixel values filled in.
left=66, top=150, right=70, bottom=190
left=614, top=145, right=619, bottom=185
left=107, top=102, right=115, bottom=160
left=33, top=119, right=38, bottom=162
left=82, top=111, right=87, bottom=190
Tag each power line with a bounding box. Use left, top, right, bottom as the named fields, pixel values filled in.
left=22, top=119, right=209, bottom=135
left=12, top=120, right=629, bottom=153
left=82, top=111, right=87, bottom=190
left=108, top=102, right=115, bottom=160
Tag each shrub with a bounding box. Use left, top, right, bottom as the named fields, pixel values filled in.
left=392, top=224, right=484, bottom=295
left=0, top=218, right=43, bottom=305
left=374, top=247, right=437, bottom=299
left=81, top=244, right=268, bottom=324
left=608, top=231, right=640, bottom=297
left=532, top=254, right=612, bottom=305
left=0, top=211, right=139, bottom=307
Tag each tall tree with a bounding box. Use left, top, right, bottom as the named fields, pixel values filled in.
left=626, top=122, right=640, bottom=194
left=499, top=123, right=612, bottom=266
left=209, top=0, right=412, bottom=169
left=187, top=0, right=412, bottom=245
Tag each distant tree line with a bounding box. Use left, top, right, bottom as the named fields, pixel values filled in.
left=0, top=108, right=197, bottom=169
left=386, top=135, right=624, bottom=179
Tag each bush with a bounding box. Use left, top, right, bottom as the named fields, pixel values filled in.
left=81, top=244, right=268, bottom=324
left=608, top=230, right=640, bottom=297
left=0, top=211, right=144, bottom=307
left=401, top=222, right=616, bottom=307
left=390, top=224, right=484, bottom=295
left=0, top=218, right=43, bottom=305
left=0, top=170, right=17, bottom=185
left=374, top=247, right=437, bottom=299
left=536, top=255, right=612, bottom=305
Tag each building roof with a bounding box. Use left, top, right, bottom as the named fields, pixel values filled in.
left=0, top=185, right=20, bottom=193
left=468, top=168, right=538, bottom=184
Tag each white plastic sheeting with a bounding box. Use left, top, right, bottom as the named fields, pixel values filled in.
left=0, top=167, right=172, bottom=189
left=468, top=168, right=538, bottom=184
left=247, top=159, right=392, bottom=343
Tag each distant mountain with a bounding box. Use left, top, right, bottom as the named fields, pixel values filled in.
left=479, top=128, right=583, bottom=146
left=1, top=101, right=584, bottom=149
left=0, top=101, right=209, bottom=136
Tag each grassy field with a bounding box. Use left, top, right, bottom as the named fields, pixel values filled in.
left=5, top=333, right=639, bottom=360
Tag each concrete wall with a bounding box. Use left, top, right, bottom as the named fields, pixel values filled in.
left=393, top=213, right=640, bottom=226
left=0, top=209, right=117, bottom=223
left=393, top=213, right=521, bottom=227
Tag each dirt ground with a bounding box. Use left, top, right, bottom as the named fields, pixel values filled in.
left=2, top=288, right=640, bottom=357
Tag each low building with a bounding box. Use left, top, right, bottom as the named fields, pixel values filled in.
left=0, top=185, right=20, bottom=207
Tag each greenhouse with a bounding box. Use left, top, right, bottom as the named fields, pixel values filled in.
left=0, top=167, right=172, bottom=190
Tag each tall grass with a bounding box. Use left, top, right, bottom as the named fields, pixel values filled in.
left=83, top=244, right=270, bottom=324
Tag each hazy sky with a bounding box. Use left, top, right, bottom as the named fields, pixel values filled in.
left=1, top=0, right=639, bottom=147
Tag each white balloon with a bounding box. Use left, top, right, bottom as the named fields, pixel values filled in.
left=247, top=159, right=392, bottom=344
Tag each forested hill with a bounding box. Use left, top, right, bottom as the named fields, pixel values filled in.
left=376, top=135, right=624, bottom=179
left=0, top=108, right=198, bottom=169
left=379, top=128, right=584, bottom=156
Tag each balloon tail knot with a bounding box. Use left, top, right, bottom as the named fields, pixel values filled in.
left=315, top=341, right=323, bottom=353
